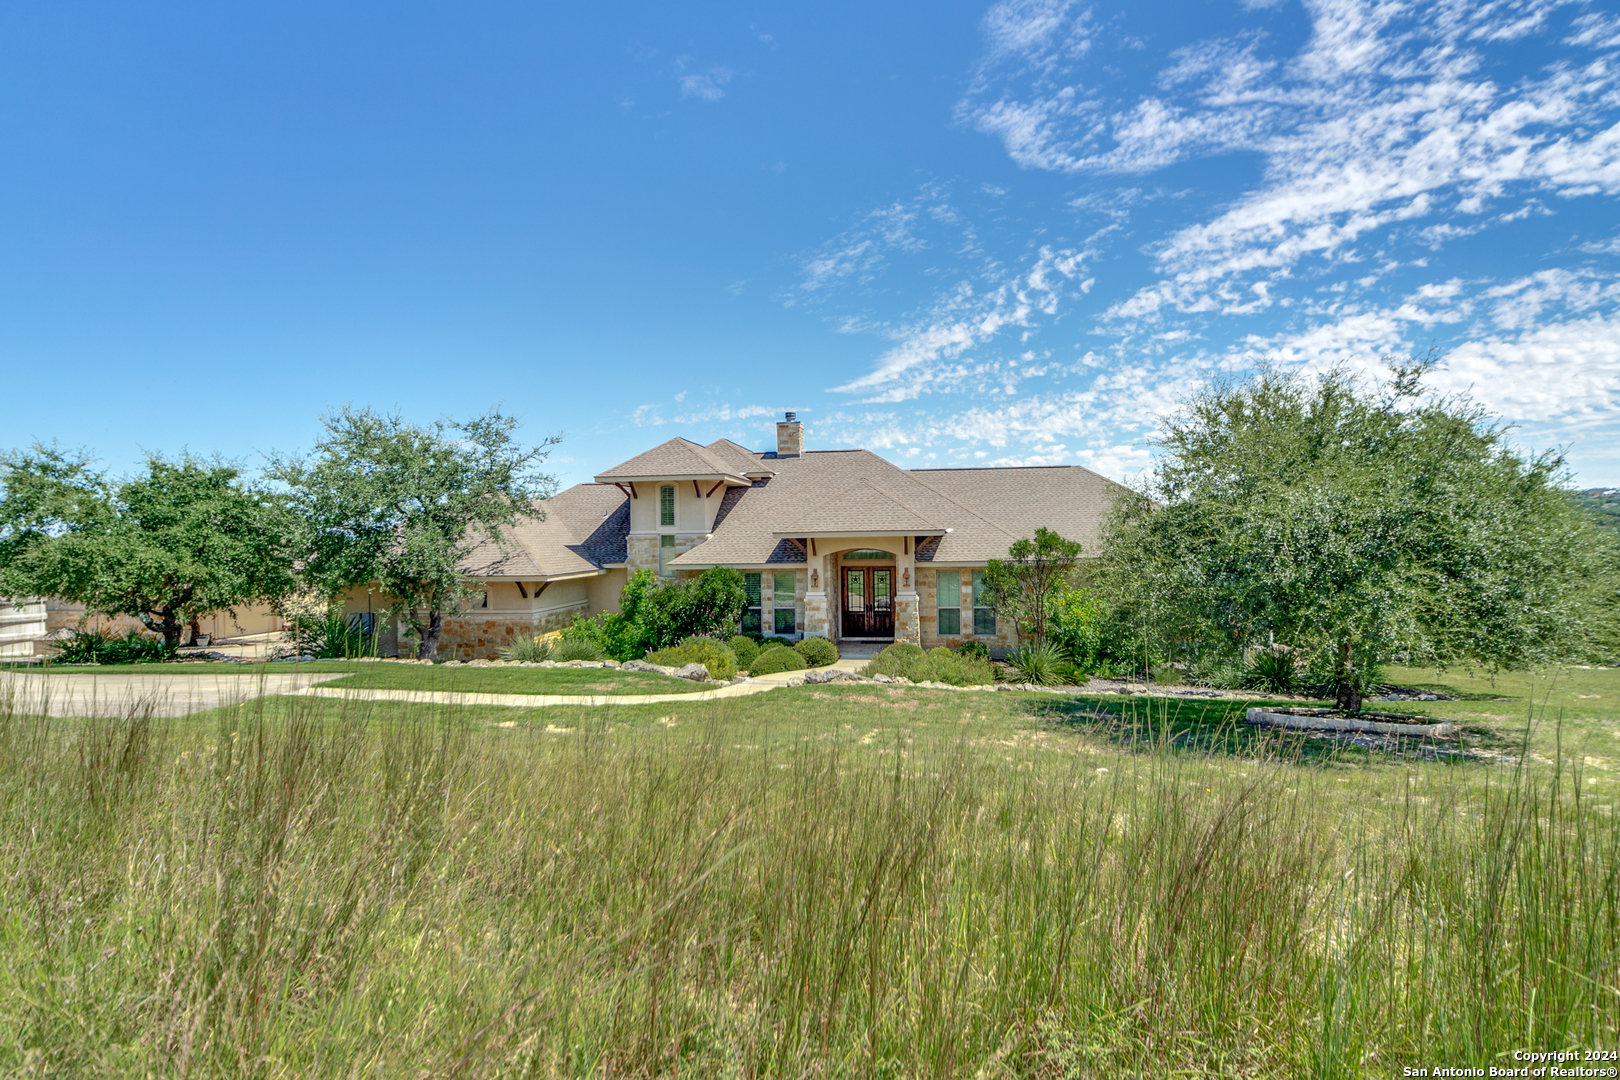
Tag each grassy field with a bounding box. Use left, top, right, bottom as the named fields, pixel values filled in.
left=0, top=667, right=1615, bottom=1077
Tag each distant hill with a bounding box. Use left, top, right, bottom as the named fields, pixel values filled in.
left=1574, top=488, right=1620, bottom=531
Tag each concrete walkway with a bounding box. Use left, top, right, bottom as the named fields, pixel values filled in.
left=294, top=661, right=867, bottom=710
left=0, top=669, right=348, bottom=717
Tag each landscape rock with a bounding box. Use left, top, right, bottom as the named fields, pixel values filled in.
left=674, top=662, right=711, bottom=682
left=622, top=659, right=678, bottom=676
left=871, top=674, right=896, bottom=684
left=803, top=668, right=857, bottom=684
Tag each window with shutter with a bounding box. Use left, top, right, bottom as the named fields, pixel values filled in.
left=659, top=485, right=675, bottom=528
left=741, top=573, right=762, bottom=633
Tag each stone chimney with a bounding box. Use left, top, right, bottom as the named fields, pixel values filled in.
left=776, top=412, right=804, bottom=456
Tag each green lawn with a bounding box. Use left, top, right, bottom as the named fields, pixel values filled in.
left=0, top=668, right=1614, bottom=1076
left=317, top=663, right=712, bottom=695
left=3, top=659, right=713, bottom=695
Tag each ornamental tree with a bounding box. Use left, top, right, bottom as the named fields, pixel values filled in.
left=1098, top=359, right=1619, bottom=712
left=0, top=447, right=296, bottom=648
left=269, top=406, right=558, bottom=661
left=980, top=527, right=1085, bottom=646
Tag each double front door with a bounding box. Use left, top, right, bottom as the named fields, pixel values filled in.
left=841, top=566, right=894, bottom=638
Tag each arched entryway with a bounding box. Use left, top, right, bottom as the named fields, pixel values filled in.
left=837, top=549, right=896, bottom=641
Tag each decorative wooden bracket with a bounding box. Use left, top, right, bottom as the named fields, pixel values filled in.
left=515, top=581, right=528, bottom=598
left=693, top=480, right=702, bottom=497
left=534, top=581, right=550, bottom=598
left=614, top=483, right=637, bottom=500
left=903, top=536, right=910, bottom=555
left=705, top=480, right=724, bottom=498
left=809, top=538, right=817, bottom=556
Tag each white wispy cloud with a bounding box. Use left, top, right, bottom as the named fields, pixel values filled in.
left=675, top=56, right=732, bottom=101
left=964, top=0, right=1620, bottom=321
left=794, top=0, right=1620, bottom=482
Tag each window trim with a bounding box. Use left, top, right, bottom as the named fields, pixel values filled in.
left=658, top=533, right=677, bottom=576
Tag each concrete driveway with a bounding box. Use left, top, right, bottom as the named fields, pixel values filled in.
left=0, top=668, right=347, bottom=717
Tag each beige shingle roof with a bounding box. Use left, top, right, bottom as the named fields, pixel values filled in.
left=459, top=484, right=629, bottom=579
left=704, top=439, right=775, bottom=477
left=908, top=466, right=1128, bottom=562
left=595, top=438, right=751, bottom=482
left=779, top=478, right=946, bottom=535
left=666, top=449, right=1127, bottom=567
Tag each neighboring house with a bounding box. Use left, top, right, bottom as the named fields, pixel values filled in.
left=0, top=599, right=47, bottom=660
left=379, top=414, right=1127, bottom=661
left=0, top=598, right=284, bottom=657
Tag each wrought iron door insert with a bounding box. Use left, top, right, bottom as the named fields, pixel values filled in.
left=841, top=566, right=894, bottom=638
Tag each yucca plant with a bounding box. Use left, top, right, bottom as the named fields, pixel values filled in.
left=551, top=637, right=605, bottom=662
left=1008, top=641, right=1065, bottom=685
left=1242, top=646, right=1298, bottom=694
left=498, top=636, right=553, bottom=662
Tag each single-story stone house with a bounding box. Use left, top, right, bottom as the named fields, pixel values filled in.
left=354, top=415, right=1126, bottom=660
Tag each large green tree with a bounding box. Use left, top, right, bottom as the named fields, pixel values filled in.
left=269, top=406, right=558, bottom=660
left=1099, top=360, right=1619, bottom=712
left=0, top=448, right=296, bottom=648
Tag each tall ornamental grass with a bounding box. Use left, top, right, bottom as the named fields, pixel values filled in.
left=0, top=690, right=1613, bottom=1077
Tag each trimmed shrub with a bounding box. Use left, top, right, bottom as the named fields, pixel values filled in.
left=1008, top=642, right=1065, bottom=686
left=646, top=636, right=738, bottom=680
left=862, top=642, right=992, bottom=686
left=954, top=639, right=990, bottom=661
left=749, top=644, right=806, bottom=675
left=52, top=628, right=174, bottom=666
left=551, top=637, right=606, bottom=662
left=794, top=635, right=838, bottom=667
left=728, top=635, right=761, bottom=670
left=499, top=636, right=553, bottom=663
left=761, top=636, right=795, bottom=650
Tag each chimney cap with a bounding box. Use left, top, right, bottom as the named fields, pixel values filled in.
left=783, top=411, right=797, bottom=422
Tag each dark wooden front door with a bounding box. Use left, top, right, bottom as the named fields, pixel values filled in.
left=841, top=566, right=894, bottom=638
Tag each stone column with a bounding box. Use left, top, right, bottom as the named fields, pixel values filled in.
left=893, top=591, right=921, bottom=645
left=803, top=551, right=831, bottom=639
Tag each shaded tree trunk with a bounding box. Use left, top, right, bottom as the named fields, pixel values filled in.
left=1334, top=639, right=1362, bottom=714
left=187, top=614, right=203, bottom=647
left=418, top=609, right=444, bottom=661
left=157, top=608, right=184, bottom=650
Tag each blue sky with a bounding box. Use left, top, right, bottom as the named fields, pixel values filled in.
left=4, top=0, right=1619, bottom=488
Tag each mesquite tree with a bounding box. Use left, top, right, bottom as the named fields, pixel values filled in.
left=1098, top=359, right=1619, bottom=713
left=270, top=406, right=558, bottom=661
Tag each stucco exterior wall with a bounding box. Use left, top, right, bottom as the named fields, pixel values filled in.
left=586, top=569, right=627, bottom=614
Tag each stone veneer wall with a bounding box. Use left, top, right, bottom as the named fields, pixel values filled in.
left=917, top=567, right=1019, bottom=656
left=426, top=604, right=587, bottom=661
left=625, top=534, right=707, bottom=575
